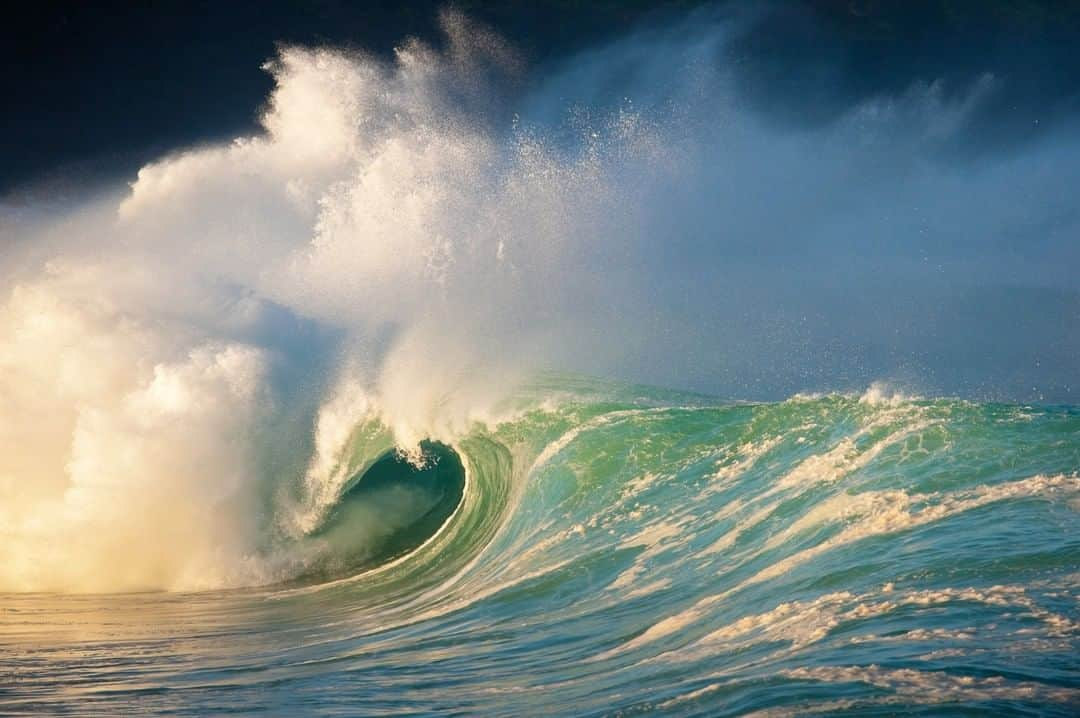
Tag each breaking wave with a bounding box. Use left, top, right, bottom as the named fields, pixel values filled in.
left=1, top=10, right=1078, bottom=715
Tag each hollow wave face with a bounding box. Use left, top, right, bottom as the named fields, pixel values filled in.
left=293, top=440, right=466, bottom=584
left=0, top=9, right=1079, bottom=714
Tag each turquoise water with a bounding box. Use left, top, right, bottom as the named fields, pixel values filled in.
left=2, top=379, right=1078, bottom=715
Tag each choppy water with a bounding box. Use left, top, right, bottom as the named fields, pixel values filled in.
left=3, top=379, right=1077, bottom=716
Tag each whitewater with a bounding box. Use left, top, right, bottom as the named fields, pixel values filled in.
left=1, top=9, right=1078, bottom=716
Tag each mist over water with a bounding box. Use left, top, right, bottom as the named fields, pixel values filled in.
left=0, top=8, right=1076, bottom=594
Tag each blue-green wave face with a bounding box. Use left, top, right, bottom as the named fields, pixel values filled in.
left=4, top=378, right=1077, bottom=715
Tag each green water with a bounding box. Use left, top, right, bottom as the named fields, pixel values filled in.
left=2, top=379, right=1078, bottom=715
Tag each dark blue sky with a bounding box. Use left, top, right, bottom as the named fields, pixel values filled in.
left=4, top=1, right=1080, bottom=195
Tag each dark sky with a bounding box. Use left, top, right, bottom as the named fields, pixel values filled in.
left=4, top=1, right=1080, bottom=195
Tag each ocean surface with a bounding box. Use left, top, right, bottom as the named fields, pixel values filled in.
left=3, top=378, right=1077, bottom=716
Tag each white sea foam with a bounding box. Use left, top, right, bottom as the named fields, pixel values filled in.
left=599, top=474, right=1078, bottom=658
left=782, top=665, right=1080, bottom=704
